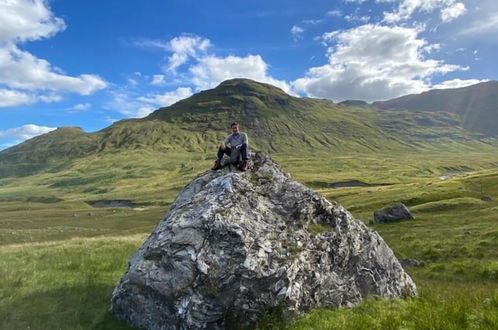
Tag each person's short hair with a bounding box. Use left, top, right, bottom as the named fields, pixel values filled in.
left=231, top=122, right=239, bottom=128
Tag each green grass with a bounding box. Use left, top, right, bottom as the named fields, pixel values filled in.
left=260, top=282, right=498, bottom=330
left=0, top=235, right=144, bottom=329
left=1, top=149, right=498, bottom=329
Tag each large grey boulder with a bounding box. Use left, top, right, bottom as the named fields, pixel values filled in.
left=374, top=203, right=414, bottom=224
left=110, top=153, right=417, bottom=329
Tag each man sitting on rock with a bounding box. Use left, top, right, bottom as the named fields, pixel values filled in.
left=212, top=122, right=249, bottom=171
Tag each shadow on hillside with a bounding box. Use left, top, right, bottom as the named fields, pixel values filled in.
left=1, top=283, right=136, bottom=330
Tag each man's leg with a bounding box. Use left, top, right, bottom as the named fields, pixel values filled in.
left=212, top=146, right=231, bottom=170
left=239, top=143, right=248, bottom=160
left=217, top=146, right=232, bottom=160
left=216, top=146, right=225, bottom=161
left=239, top=144, right=249, bottom=171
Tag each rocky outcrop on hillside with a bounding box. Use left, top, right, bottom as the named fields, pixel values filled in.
left=110, top=153, right=417, bottom=329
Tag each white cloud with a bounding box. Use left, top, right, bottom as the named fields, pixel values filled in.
left=344, top=14, right=370, bottom=23
left=127, top=78, right=138, bottom=87
left=134, top=39, right=170, bottom=51
left=0, top=0, right=107, bottom=108
left=38, top=94, right=62, bottom=103
left=326, top=10, right=343, bottom=17
left=291, top=25, right=304, bottom=34
left=290, top=25, right=305, bottom=41
left=137, top=35, right=212, bottom=73
left=293, top=24, right=465, bottom=102
left=105, top=86, right=193, bottom=119
left=151, top=74, right=165, bottom=85
left=0, top=45, right=107, bottom=93
left=432, top=78, right=488, bottom=89
left=382, top=0, right=466, bottom=23
left=104, top=91, right=144, bottom=118
left=165, top=35, right=211, bottom=73
left=0, top=88, right=34, bottom=107
left=138, top=34, right=289, bottom=94
left=302, top=19, right=324, bottom=25
left=69, top=103, right=91, bottom=111
left=135, top=106, right=155, bottom=118
left=0, top=0, right=66, bottom=43
left=422, top=43, right=441, bottom=54
left=441, top=2, right=466, bottom=22
left=0, top=124, right=56, bottom=140
left=189, top=54, right=291, bottom=93
left=137, top=87, right=193, bottom=107
left=0, top=88, right=61, bottom=107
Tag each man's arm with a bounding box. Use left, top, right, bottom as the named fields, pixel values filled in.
left=242, top=133, right=248, bottom=147
left=236, top=133, right=248, bottom=149
left=221, top=135, right=231, bottom=148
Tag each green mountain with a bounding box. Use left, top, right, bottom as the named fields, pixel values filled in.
left=338, top=100, right=369, bottom=107
left=373, top=81, right=498, bottom=136
left=1, top=78, right=497, bottom=178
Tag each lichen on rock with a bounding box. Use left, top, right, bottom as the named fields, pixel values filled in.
left=110, top=153, right=417, bottom=329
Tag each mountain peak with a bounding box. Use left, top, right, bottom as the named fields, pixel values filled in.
left=145, top=78, right=292, bottom=122
left=214, top=78, right=289, bottom=97
left=53, top=126, right=85, bottom=133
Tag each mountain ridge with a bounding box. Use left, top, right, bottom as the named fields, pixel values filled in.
left=1, top=78, right=497, bottom=178
left=373, top=81, right=498, bottom=136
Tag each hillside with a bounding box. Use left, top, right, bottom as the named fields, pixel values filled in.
left=1, top=82, right=498, bottom=330
left=1, top=79, right=497, bottom=178
left=373, top=81, right=498, bottom=136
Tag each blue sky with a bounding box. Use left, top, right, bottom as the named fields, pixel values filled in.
left=1, top=0, right=497, bottom=149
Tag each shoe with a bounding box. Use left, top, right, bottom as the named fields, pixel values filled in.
left=240, top=160, right=248, bottom=171
left=212, top=160, right=222, bottom=170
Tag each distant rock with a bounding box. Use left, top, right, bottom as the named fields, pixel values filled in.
left=88, top=200, right=135, bottom=208
left=338, top=100, right=369, bottom=107
left=110, top=153, right=417, bottom=329
left=374, top=203, right=414, bottom=223
left=481, top=196, right=493, bottom=202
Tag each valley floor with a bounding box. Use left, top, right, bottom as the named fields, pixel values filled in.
left=1, top=151, right=497, bottom=329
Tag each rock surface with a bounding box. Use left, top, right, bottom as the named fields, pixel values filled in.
left=110, top=153, right=417, bottom=329
left=374, top=203, right=414, bottom=223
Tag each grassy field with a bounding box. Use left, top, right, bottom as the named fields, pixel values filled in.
left=1, top=150, right=497, bottom=329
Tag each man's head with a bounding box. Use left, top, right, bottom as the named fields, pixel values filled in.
left=231, top=122, right=239, bottom=134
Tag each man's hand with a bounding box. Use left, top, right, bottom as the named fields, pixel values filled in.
left=220, top=142, right=226, bottom=149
